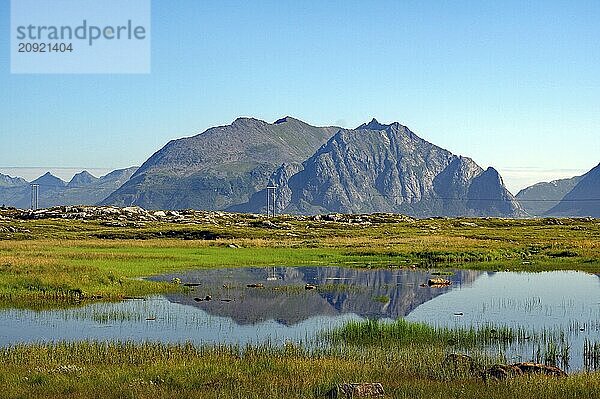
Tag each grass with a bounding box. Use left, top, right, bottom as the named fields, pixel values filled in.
left=0, top=211, right=599, bottom=398
left=0, top=325, right=598, bottom=399
left=0, top=214, right=599, bottom=305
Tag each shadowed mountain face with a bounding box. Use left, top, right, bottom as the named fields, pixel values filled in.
left=152, top=267, right=482, bottom=326
left=516, top=175, right=583, bottom=216
left=546, top=163, right=600, bottom=217
left=0, top=173, right=27, bottom=188
left=240, top=120, right=524, bottom=217
left=0, top=168, right=137, bottom=209
left=101, top=117, right=339, bottom=210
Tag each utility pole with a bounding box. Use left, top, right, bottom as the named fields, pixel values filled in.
left=30, top=184, right=39, bottom=210
left=266, top=185, right=276, bottom=218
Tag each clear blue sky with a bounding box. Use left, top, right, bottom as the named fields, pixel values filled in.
left=1, top=0, right=599, bottom=192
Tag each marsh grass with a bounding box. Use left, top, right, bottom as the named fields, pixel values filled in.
left=324, top=319, right=579, bottom=371
left=1, top=337, right=599, bottom=399
left=0, top=215, right=598, bottom=306
left=324, top=318, right=524, bottom=348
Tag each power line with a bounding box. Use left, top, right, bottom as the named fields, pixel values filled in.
left=5, top=183, right=600, bottom=203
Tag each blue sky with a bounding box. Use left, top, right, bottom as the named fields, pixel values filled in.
left=1, top=0, right=599, bottom=192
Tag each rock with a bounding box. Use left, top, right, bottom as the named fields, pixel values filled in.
left=486, top=364, right=523, bottom=380
left=305, top=284, right=317, bottom=290
left=485, top=362, right=567, bottom=380
left=326, top=383, right=384, bottom=398
left=122, top=206, right=145, bottom=214
left=153, top=211, right=167, bottom=217
left=246, top=283, right=265, bottom=288
left=427, top=278, right=452, bottom=286
left=512, top=362, right=567, bottom=377
left=204, top=295, right=212, bottom=301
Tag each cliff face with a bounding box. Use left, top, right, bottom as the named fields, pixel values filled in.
left=252, top=120, right=524, bottom=217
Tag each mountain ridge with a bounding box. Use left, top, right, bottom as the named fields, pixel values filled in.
left=546, top=163, right=600, bottom=217
left=238, top=120, right=524, bottom=217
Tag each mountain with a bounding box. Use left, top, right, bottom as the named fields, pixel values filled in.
left=102, top=116, right=523, bottom=217
left=102, top=117, right=339, bottom=209
left=0, top=168, right=137, bottom=209
left=32, top=172, right=66, bottom=188
left=0, top=173, right=29, bottom=208
left=68, top=171, right=99, bottom=188
left=51, top=167, right=138, bottom=207
left=546, top=163, right=600, bottom=217
left=0, top=173, right=27, bottom=188
left=516, top=175, right=583, bottom=216
left=236, top=119, right=524, bottom=217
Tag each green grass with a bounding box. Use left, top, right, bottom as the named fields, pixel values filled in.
left=0, top=214, right=598, bottom=305
left=0, top=209, right=599, bottom=399
left=0, top=330, right=598, bottom=399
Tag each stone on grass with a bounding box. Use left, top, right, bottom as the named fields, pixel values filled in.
left=326, top=383, right=384, bottom=398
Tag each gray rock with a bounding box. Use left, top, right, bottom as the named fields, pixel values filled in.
left=326, top=383, right=384, bottom=398
left=248, top=120, right=524, bottom=217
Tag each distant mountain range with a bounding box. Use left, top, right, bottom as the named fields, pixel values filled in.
left=545, top=163, right=600, bottom=217
left=0, top=168, right=137, bottom=209
left=514, top=163, right=600, bottom=217
left=1, top=116, right=597, bottom=218
left=516, top=175, right=583, bottom=216
left=102, top=117, right=525, bottom=217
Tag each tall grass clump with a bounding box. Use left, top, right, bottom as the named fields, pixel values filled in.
left=324, top=318, right=522, bottom=349
left=584, top=339, right=600, bottom=371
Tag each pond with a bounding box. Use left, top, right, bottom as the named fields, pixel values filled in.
left=0, top=267, right=598, bottom=371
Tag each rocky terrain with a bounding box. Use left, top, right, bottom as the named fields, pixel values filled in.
left=236, top=119, right=524, bottom=217
left=101, top=117, right=526, bottom=217
left=0, top=204, right=414, bottom=227
left=101, top=117, right=339, bottom=210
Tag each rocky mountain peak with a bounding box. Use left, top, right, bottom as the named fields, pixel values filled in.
left=357, top=118, right=389, bottom=131
left=68, top=171, right=98, bottom=188
left=0, top=173, right=28, bottom=188
left=32, top=172, right=66, bottom=188
left=274, top=116, right=296, bottom=124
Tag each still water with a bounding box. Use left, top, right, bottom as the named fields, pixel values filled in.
left=1, top=267, right=598, bottom=370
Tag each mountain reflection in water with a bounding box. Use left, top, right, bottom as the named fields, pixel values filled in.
left=151, top=267, right=482, bottom=326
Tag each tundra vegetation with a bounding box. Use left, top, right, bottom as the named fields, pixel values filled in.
left=0, top=208, right=599, bottom=397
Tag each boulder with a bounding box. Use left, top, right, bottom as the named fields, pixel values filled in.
left=427, top=278, right=452, bottom=286
left=486, top=364, right=523, bottom=380
left=512, top=362, right=567, bottom=377
left=326, top=383, right=384, bottom=398
left=485, top=362, right=566, bottom=380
